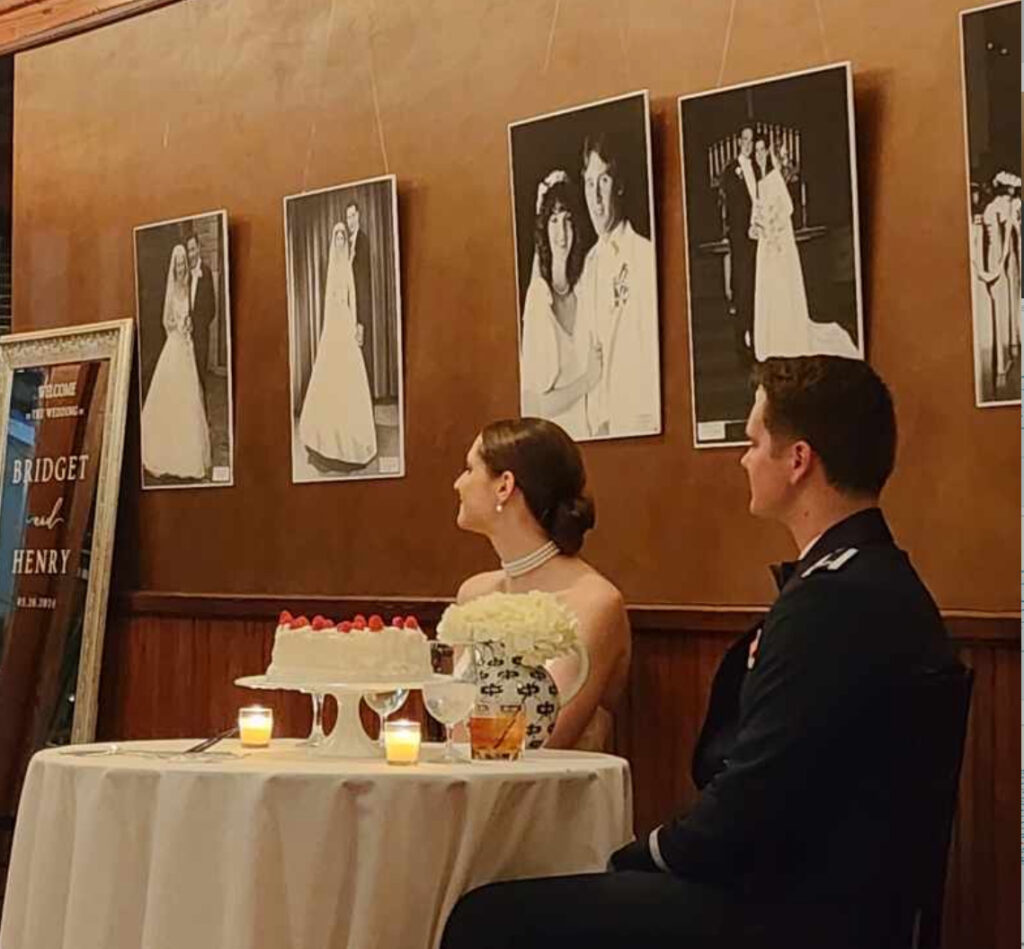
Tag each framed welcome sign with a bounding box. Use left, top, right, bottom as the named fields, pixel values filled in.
left=0, top=319, right=133, bottom=818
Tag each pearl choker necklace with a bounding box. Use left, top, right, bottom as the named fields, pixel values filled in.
left=501, top=541, right=560, bottom=578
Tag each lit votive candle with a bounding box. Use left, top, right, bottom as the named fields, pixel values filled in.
left=238, top=706, right=273, bottom=748
left=384, top=719, right=421, bottom=765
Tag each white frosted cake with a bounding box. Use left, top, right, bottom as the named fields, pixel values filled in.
left=266, top=612, right=432, bottom=684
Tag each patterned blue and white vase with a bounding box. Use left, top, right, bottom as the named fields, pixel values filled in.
left=472, top=640, right=589, bottom=749
left=475, top=643, right=559, bottom=748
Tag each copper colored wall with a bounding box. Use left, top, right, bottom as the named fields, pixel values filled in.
left=11, top=0, right=1020, bottom=612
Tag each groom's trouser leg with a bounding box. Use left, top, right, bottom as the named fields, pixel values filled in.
left=729, top=242, right=755, bottom=355
left=440, top=870, right=729, bottom=949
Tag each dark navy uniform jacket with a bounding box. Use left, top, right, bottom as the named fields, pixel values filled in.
left=614, top=508, right=954, bottom=941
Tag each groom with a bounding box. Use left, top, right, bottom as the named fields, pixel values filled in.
left=346, top=201, right=374, bottom=396
left=441, top=356, right=954, bottom=949
left=576, top=130, right=659, bottom=438
left=721, top=123, right=759, bottom=356
left=185, top=231, right=216, bottom=403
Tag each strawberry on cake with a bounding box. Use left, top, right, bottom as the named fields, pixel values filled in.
left=266, top=610, right=431, bottom=683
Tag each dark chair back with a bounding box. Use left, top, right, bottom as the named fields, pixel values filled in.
left=887, top=664, right=973, bottom=949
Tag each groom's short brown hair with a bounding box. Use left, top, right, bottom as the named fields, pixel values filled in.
left=753, top=356, right=896, bottom=497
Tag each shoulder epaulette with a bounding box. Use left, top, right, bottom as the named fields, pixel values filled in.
left=800, top=547, right=859, bottom=579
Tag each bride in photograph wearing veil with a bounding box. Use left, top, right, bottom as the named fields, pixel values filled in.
left=751, top=132, right=858, bottom=362
left=299, top=221, right=378, bottom=468
left=141, top=243, right=211, bottom=480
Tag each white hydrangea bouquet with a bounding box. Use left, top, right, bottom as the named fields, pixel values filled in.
left=436, top=591, right=579, bottom=667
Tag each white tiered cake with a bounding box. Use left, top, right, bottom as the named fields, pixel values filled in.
left=266, top=612, right=432, bottom=684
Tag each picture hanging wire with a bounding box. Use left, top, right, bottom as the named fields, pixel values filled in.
left=301, top=0, right=341, bottom=193
left=367, top=0, right=391, bottom=175
left=716, top=0, right=831, bottom=89
left=813, top=0, right=831, bottom=61
left=542, top=0, right=561, bottom=75
left=616, top=0, right=633, bottom=86
left=543, top=0, right=632, bottom=83
left=715, top=0, right=739, bottom=88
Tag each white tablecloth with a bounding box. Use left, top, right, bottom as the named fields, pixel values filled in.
left=0, top=739, right=632, bottom=949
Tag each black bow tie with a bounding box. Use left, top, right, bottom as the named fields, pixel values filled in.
left=770, top=561, right=798, bottom=591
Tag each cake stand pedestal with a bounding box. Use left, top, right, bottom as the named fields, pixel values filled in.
left=234, top=675, right=441, bottom=759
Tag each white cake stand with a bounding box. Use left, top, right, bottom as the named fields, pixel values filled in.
left=234, top=674, right=443, bottom=758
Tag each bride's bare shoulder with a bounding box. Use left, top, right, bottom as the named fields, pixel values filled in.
left=567, top=565, right=625, bottom=618
left=456, top=570, right=505, bottom=605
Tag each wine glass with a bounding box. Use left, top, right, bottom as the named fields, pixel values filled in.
left=422, top=642, right=477, bottom=762
left=363, top=689, right=409, bottom=748
left=296, top=691, right=326, bottom=749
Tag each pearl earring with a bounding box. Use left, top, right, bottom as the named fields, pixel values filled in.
left=495, top=502, right=504, bottom=513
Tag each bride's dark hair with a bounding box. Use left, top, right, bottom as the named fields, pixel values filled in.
left=753, top=132, right=777, bottom=173
left=534, top=179, right=586, bottom=293
left=479, top=417, right=595, bottom=556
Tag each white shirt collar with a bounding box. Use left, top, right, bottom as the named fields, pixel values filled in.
left=798, top=532, right=823, bottom=561
left=596, top=219, right=629, bottom=252
left=736, top=156, right=757, bottom=200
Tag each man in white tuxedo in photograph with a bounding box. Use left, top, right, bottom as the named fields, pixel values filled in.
left=575, top=132, right=659, bottom=439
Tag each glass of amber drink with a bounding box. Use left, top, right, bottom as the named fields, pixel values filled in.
left=469, top=702, right=526, bottom=761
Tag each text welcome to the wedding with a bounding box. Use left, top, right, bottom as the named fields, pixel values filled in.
left=10, top=376, right=91, bottom=606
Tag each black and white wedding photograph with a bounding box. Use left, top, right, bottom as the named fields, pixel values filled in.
left=960, top=0, right=1021, bottom=408
left=509, top=90, right=661, bottom=442
left=284, top=175, right=405, bottom=483
left=134, top=210, right=234, bottom=488
left=679, top=63, right=865, bottom=447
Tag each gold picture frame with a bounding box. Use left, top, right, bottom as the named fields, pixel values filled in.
left=0, top=319, right=133, bottom=814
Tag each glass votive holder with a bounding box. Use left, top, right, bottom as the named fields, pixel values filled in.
left=238, top=705, right=273, bottom=748
left=383, top=719, right=421, bottom=765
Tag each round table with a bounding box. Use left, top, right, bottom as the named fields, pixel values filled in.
left=0, top=739, right=633, bottom=949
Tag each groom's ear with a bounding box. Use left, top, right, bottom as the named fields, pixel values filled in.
left=789, top=440, right=815, bottom=484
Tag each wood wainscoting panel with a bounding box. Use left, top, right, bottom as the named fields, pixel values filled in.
left=941, top=640, right=1020, bottom=949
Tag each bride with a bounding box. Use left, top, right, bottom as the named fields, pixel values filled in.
left=452, top=417, right=630, bottom=751
left=299, top=222, right=377, bottom=467
left=520, top=170, right=601, bottom=440
left=141, top=243, right=211, bottom=480
left=751, top=133, right=858, bottom=361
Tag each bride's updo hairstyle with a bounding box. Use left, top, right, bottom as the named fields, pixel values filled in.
left=479, top=418, right=596, bottom=556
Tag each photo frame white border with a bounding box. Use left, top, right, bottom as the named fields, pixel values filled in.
left=958, top=0, right=1021, bottom=408
left=282, top=173, right=406, bottom=483
left=507, top=88, right=662, bottom=442
left=132, top=209, right=235, bottom=488
left=678, top=61, right=865, bottom=448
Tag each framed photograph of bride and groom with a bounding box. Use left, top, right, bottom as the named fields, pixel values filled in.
left=284, top=175, right=405, bottom=483
left=679, top=63, right=865, bottom=448
left=508, top=90, right=661, bottom=443
left=133, top=210, right=235, bottom=489
left=959, top=0, right=1021, bottom=408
